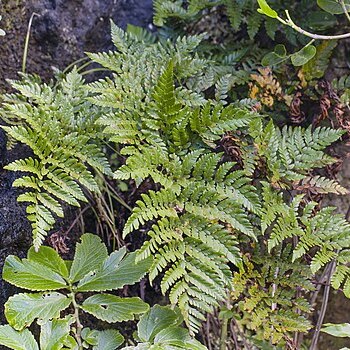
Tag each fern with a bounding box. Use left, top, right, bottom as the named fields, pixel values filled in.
left=262, top=183, right=350, bottom=300
left=1, top=70, right=111, bottom=249
left=232, top=248, right=313, bottom=344
left=89, top=35, right=261, bottom=333
left=250, top=118, right=344, bottom=185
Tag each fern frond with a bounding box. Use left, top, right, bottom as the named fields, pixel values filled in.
left=2, top=69, right=111, bottom=249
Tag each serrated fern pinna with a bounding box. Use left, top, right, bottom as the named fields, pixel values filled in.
left=88, top=25, right=261, bottom=332
left=1, top=70, right=111, bottom=249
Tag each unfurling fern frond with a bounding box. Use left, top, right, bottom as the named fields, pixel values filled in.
left=2, top=70, right=111, bottom=249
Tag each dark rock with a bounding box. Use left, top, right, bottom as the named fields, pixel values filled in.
left=0, top=0, right=154, bottom=84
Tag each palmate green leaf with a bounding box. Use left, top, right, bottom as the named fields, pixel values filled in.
left=0, top=326, right=38, bottom=350
left=69, top=233, right=108, bottom=283
left=76, top=250, right=152, bottom=292
left=321, top=323, right=350, bottom=337
left=82, top=294, right=149, bottom=322
left=82, top=328, right=124, bottom=350
left=3, top=255, right=67, bottom=291
left=39, top=317, right=73, bottom=350
left=317, top=0, right=350, bottom=14
left=138, top=306, right=183, bottom=343
left=291, top=45, right=317, bottom=66
left=5, top=292, right=71, bottom=331
left=28, top=246, right=69, bottom=279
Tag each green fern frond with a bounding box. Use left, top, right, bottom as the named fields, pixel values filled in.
left=2, top=70, right=111, bottom=249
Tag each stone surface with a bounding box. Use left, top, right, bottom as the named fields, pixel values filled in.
left=0, top=0, right=153, bottom=84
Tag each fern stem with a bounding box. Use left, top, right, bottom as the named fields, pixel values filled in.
left=81, top=68, right=109, bottom=76
left=22, top=12, right=38, bottom=73
left=310, top=260, right=336, bottom=350
left=220, top=300, right=231, bottom=350
left=63, top=56, right=90, bottom=74
left=219, top=318, right=228, bottom=350
left=96, top=172, right=132, bottom=211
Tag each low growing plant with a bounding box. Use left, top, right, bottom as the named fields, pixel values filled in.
left=0, top=233, right=152, bottom=349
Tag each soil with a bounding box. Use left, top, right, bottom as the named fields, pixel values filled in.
left=0, top=0, right=153, bottom=84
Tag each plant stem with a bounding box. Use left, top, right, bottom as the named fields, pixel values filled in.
left=309, top=260, right=336, bottom=350
left=220, top=317, right=228, bottom=350
left=71, top=292, right=84, bottom=349
left=340, top=0, right=350, bottom=24
left=22, top=13, right=38, bottom=73
left=277, top=10, right=350, bottom=40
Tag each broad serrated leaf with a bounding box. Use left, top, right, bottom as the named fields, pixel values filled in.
left=40, top=317, right=73, bottom=350
left=137, top=306, right=183, bottom=343
left=77, top=250, right=152, bottom=292
left=5, top=292, right=71, bottom=331
left=3, top=255, right=67, bottom=291
left=82, top=294, right=149, bottom=322
left=28, top=246, right=69, bottom=279
left=0, top=326, right=38, bottom=350
left=153, top=326, right=206, bottom=349
left=82, top=328, right=124, bottom=350
left=69, top=233, right=108, bottom=283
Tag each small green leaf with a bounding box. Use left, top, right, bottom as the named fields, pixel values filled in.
left=321, top=323, right=350, bottom=337
left=82, top=329, right=124, bottom=350
left=77, top=250, right=152, bottom=292
left=307, top=11, right=337, bottom=30
left=262, top=44, right=289, bottom=66
left=317, top=0, right=350, bottom=14
left=28, top=246, right=68, bottom=279
left=291, top=45, right=317, bottom=66
left=63, top=335, right=78, bottom=349
left=69, top=233, right=108, bottom=283
left=82, top=294, right=149, bottom=322
left=154, top=327, right=191, bottom=344
left=0, top=326, right=39, bottom=350
left=3, top=256, right=67, bottom=291
left=5, top=292, right=71, bottom=331
left=152, top=326, right=207, bottom=349
left=39, top=317, right=73, bottom=350
left=137, top=305, right=183, bottom=342
left=257, top=0, right=278, bottom=18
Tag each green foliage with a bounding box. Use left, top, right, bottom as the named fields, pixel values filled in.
left=1, top=70, right=112, bottom=249
left=250, top=119, right=344, bottom=184
left=317, top=0, right=350, bottom=14
left=121, top=305, right=207, bottom=349
left=88, top=32, right=263, bottom=333
left=322, top=323, right=350, bottom=337
left=232, top=247, right=313, bottom=344
left=1, top=5, right=350, bottom=349
left=1, top=233, right=151, bottom=349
